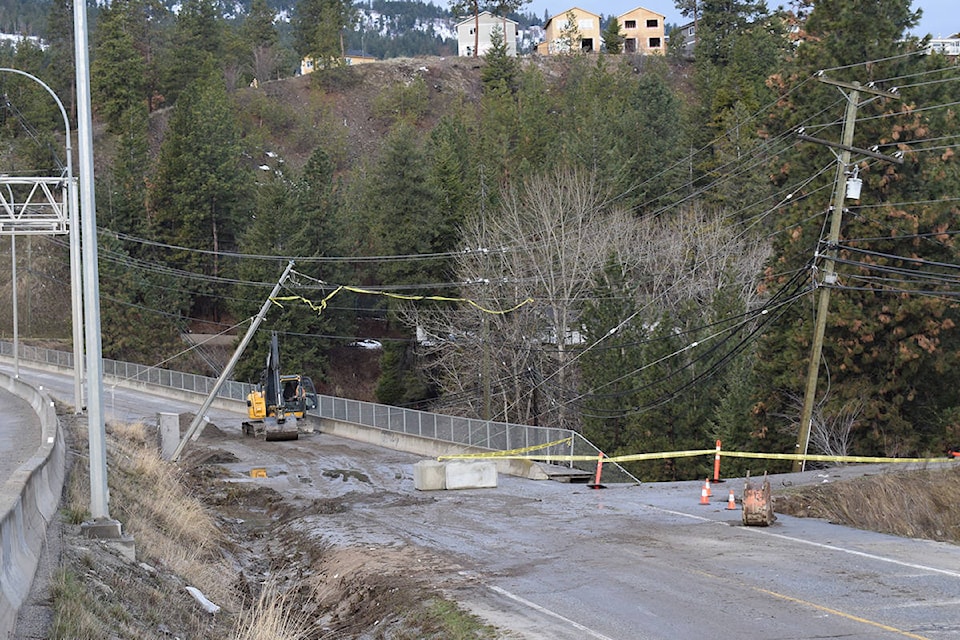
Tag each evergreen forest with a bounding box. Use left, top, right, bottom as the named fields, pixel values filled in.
left=0, top=0, right=958, bottom=481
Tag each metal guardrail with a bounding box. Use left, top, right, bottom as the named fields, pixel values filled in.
left=0, top=340, right=638, bottom=483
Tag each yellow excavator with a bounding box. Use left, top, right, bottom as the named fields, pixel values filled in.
left=242, top=332, right=317, bottom=441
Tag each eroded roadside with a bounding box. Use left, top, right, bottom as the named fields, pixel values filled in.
left=24, top=408, right=500, bottom=639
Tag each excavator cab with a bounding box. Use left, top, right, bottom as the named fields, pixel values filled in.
left=280, top=374, right=317, bottom=416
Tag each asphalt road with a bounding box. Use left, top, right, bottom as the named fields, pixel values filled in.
left=5, top=361, right=960, bottom=640
left=0, top=382, right=40, bottom=484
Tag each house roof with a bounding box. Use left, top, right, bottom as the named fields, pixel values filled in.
left=544, top=7, right=602, bottom=29
left=618, top=5, right=666, bottom=19
left=454, top=10, right=518, bottom=28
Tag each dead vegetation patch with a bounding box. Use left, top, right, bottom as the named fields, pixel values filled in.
left=773, top=465, right=960, bottom=543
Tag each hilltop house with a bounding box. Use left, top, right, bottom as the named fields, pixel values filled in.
left=536, top=7, right=602, bottom=54
left=456, top=11, right=518, bottom=57
left=300, top=50, right=377, bottom=75
left=926, top=37, right=960, bottom=57
left=675, top=21, right=697, bottom=59
left=617, top=6, right=666, bottom=54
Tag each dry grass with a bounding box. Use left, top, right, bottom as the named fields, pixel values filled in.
left=774, top=465, right=960, bottom=542
left=55, top=413, right=239, bottom=639
left=104, top=420, right=236, bottom=607
left=54, top=410, right=502, bottom=639
left=233, top=579, right=311, bottom=640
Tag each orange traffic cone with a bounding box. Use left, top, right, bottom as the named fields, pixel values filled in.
left=588, top=452, right=605, bottom=489
left=706, top=477, right=713, bottom=497
left=699, top=479, right=710, bottom=505
left=726, top=489, right=737, bottom=510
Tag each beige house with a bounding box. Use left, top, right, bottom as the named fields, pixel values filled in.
left=456, top=11, right=518, bottom=57
left=300, top=51, right=377, bottom=75
left=344, top=52, right=378, bottom=65
left=536, top=7, right=602, bottom=54
left=618, top=6, right=666, bottom=54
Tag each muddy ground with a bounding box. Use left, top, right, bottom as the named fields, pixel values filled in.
left=21, top=401, right=960, bottom=639
left=21, top=410, right=500, bottom=640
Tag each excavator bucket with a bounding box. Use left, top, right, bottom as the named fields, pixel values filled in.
left=264, top=429, right=299, bottom=442
left=243, top=416, right=299, bottom=441
left=742, top=472, right=776, bottom=526
left=264, top=416, right=300, bottom=441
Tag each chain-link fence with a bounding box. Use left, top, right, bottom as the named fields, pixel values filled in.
left=1, top=340, right=638, bottom=483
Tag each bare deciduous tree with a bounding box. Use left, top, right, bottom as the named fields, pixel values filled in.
left=408, top=167, right=635, bottom=428
left=777, top=393, right=862, bottom=464
left=407, top=172, right=771, bottom=436
left=633, top=205, right=769, bottom=322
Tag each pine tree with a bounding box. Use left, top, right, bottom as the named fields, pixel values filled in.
left=558, top=10, right=581, bottom=53
left=686, top=0, right=788, bottom=222
left=96, top=232, right=185, bottom=364
left=242, top=0, right=283, bottom=83
left=1, top=39, right=62, bottom=174
left=92, top=0, right=148, bottom=133
left=101, top=105, right=149, bottom=236
left=44, top=0, right=75, bottom=121
left=149, top=71, right=251, bottom=322
left=480, top=26, right=518, bottom=93
left=365, top=123, right=445, bottom=286
left=428, top=112, right=477, bottom=252
left=231, top=168, right=334, bottom=385
left=601, top=16, right=624, bottom=54
left=293, top=0, right=355, bottom=68
left=160, top=0, right=224, bottom=105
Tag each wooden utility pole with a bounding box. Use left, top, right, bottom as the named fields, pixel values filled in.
left=793, top=78, right=901, bottom=472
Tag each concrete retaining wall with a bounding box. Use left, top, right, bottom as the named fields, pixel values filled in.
left=318, top=417, right=549, bottom=480
left=0, top=374, right=65, bottom=640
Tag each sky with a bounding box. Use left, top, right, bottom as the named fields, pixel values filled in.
left=522, top=0, right=958, bottom=38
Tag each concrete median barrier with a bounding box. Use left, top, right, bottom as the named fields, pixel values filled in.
left=0, top=374, right=65, bottom=639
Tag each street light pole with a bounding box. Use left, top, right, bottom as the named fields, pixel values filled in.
left=74, top=0, right=112, bottom=525
left=11, top=235, right=16, bottom=377
left=0, top=68, right=83, bottom=411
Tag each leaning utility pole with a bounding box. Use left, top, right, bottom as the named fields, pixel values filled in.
left=793, top=77, right=901, bottom=472
left=170, top=261, right=295, bottom=462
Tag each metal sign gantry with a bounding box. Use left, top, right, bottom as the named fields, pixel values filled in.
left=0, top=175, right=72, bottom=235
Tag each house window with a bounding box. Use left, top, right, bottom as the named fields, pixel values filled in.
left=646, top=19, right=658, bottom=28
left=648, top=37, right=662, bottom=48
left=688, top=26, right=695, bottom=36
left=624, top=20, right=637, bottom=29
left=624, top=38, right=637, bottom=53
left=579, top=19, right=594, bottom=30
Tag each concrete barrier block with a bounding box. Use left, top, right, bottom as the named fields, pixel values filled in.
left=445, top=460, right=497, bottom=490
left=158, top=412, right=181, bottom=460
left=413, top=460, right=446, bottom=491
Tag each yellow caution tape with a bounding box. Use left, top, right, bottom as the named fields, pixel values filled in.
left=438, top=436, right=572, bottom=460
left=717, top=451, right=942, bottom=464
left=437, top=447, right=951, bottom=465
left=271, top=286, right=534, bottom=318
left=609, top=449, right=717, bottom=463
